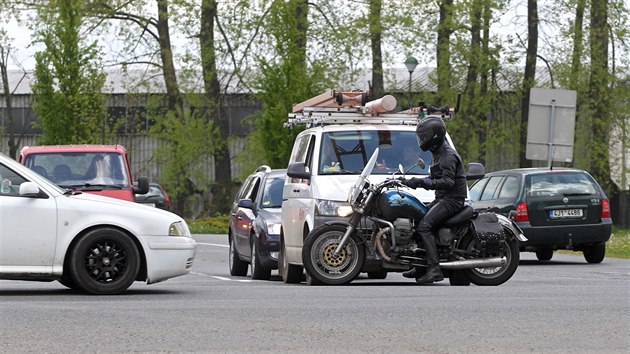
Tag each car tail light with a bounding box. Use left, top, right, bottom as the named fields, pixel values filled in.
left=514, top=202, right=529, bottom=222
left=601, top=198, right=610, bottom=218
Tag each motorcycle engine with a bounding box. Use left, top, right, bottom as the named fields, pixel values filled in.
left=393, top=218, right=415, bottom=246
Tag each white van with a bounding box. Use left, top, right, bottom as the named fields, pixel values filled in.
left=279, top=91, right=458, bottom=283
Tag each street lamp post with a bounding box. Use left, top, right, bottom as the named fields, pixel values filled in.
left=404, top=56, right=418, bottom=109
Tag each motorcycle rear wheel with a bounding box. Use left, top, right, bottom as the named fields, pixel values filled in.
left=460, top=228, right=520, bottom=286
left=302, top=224, right=365, bottom=285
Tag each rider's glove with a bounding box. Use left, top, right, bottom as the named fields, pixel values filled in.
left=418, top=178, right=433, bottom=189
left=400, top=177, right=422, bottom=188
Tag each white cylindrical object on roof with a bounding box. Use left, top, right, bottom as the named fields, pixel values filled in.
left=365, top=95, right=397, bottom=113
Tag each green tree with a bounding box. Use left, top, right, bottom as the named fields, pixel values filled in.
left=31, top=0, right=107, bottom=145
left=248, top=0, right=330, bottom=169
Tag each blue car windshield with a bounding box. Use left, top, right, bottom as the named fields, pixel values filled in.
left=318, top=130, right=433, bottom=175
left=261, top=177, right=284, bottom=208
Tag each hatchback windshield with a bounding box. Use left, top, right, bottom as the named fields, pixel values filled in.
left=23, top=152, right=131, bottom=188
left=527, top=172, right=597, bottom=197
left=318, top=130, right=432, bottom=175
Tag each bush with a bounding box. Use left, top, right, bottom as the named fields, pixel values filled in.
left=187, top=215, right=229, bottom=234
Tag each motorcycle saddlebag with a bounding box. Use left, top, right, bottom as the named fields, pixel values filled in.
left=471, top=213, right=506, bottom=252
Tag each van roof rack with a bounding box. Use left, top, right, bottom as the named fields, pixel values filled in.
left=284, top=89, right=457, bottom=128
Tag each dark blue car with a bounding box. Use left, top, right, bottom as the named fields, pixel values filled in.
left=228, top=166, right=285, bottom=280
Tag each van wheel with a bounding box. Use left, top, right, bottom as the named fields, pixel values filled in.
left=278, top=237, right=302, bottom=283
left=535, top=248, right=554, bottom=261
left=69, top=228, right=140, bottom=295
left=583, top=243, right=606, bottom=264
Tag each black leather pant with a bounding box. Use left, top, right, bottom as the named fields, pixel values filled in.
left=416, top=197, right=465, bottom=266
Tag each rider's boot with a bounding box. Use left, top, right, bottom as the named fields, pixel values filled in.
left=402, top=267, right=418, bottom=278
left=414, top=230, right=444, bottom=285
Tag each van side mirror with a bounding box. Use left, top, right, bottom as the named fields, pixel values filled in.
left=287, top=162, right=311, bottom=180
left=466, top=163, right=485, bottom=180
left=134, top=176, right=150, bottom=194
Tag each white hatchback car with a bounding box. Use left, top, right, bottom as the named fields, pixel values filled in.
left=0, top=153, right=197, bottom=294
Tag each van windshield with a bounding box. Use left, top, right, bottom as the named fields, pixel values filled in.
left=318, top=130, right=432, bottom=175
left=23, top=152, right=131, bottom=188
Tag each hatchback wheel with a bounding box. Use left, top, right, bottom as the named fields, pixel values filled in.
left=69, top=228, right=140, bottom=295
left=583, top=242, right=606, bottom=264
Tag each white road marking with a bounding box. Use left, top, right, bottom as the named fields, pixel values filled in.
left=196, top=242, right=228, bottom=248
left=212, top=275, right=252, bottom=282
left=191, top=272, right=253, bottom=282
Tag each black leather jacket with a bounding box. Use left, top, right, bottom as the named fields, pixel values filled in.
left=427, top=141, right=467, bottom=200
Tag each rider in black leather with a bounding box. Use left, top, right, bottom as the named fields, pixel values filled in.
left=400, top=113, right=467, bottom=284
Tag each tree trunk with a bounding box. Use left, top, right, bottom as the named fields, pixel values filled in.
left=156, top=0, right=184, bottom=116
left=0, top=46, right=18, bottom=159
left=519, top=0, right=538, bottom=168
left=200, top=0, right=232, bottom=214
left=436, top=0, right=453, bottom=105
left=569, top=0, right=585, bottom=90
left=368, top=0, right=384, bottom=100
left=588, top=0, right=617, bottom=197
left=459, top=0, right=482, bottom=163
left=294, top=0, right=309, bottom=73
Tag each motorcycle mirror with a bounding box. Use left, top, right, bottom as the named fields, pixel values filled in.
left=417, top=158, right=426, bottom=170
left=398, top=164, right=404, bottom=174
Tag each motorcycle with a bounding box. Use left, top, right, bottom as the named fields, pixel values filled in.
left=302, top=147, right=527, bottom=286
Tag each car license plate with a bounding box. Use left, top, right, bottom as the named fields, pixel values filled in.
left=147, top=203, right=156, bottom=208
left=549, top=209, right=583, bottom=219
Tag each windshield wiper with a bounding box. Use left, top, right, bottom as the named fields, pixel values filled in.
left=62, top=188, right=83, bottom=196
left=67, top=184, right=124, bottom=190
left=563, top=192, right=593, bottom=196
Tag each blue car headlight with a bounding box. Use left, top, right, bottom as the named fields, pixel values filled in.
left=266, top=222, right=281, bottom=235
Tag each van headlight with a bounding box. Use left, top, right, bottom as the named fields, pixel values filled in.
left=169, top=221, right=189, bottom=237
left=316, top=200, right=353, bottom=217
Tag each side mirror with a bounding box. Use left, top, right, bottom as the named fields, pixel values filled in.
left=287, top=162, right=311, bottom=179
left=19, top=182, right=41, bottom=197
left=466, top=163, right=485, bottom=180
left=237, top=199, right=254, bottom=209
left=134, top=176, right=150, bottom=194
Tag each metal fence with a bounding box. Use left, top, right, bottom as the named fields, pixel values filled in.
left=0, top=134, right=249, bottom=185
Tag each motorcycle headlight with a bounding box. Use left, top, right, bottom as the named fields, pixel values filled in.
left=316, top=200, right=353, bottom=217
left=266, top=222, right=281, bottom=235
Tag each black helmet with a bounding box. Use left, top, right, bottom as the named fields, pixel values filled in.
left=416, top=116, right=446, bottom=151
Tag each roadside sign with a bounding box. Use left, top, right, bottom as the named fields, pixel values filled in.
left=526, top=88, right=577, bottom=166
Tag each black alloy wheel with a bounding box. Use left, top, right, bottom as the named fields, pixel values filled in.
left=69, top=228, right=140, bottom=295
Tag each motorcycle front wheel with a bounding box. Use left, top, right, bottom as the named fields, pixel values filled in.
left=302, top=224, right=365, bottom=285
left=460, top=228, right=520, bottom=286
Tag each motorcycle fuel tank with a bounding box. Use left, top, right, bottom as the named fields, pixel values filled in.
left=376, top=190, right=429, bottom=222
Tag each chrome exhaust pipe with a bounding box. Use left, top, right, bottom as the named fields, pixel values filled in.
left=440, top=257, right=506, bottom=270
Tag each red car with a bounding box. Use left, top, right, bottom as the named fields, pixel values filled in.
left=19, top=144, right=149, bottom=202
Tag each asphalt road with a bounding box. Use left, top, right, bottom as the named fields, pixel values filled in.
left=1, top=234, right=629, bottom=353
